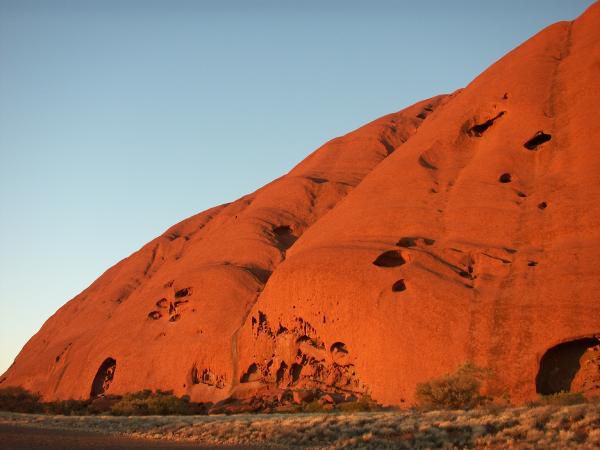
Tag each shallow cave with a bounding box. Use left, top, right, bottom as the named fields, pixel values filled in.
left=240, top=363, right=258, bottom=383
left=155, top=298, right=168, bottom=308
left=392, top=279, right=407, bottom=292
left=499, top=173, right=512, bottom=183
left=290, top=363, right=303, bottom=383
left=245, top=266, right=272, bottom=284
left=148, top=311, right=162, bottom=320
left=418, top=154, right=438, bottom=170
left=524, top=131, right=552, bottom=150
left=396, top=236, right=435, bottom=247
left=467, top=111, right=505, bottom=137
left=330, top=342, right=348, bottom=354
left=273, top=225, right=298, bottom=251
left=535, top=337, right=600, bottom=395
left=191, top=366, right=200, bottom=385
left=373, top=250, right=406, bottom=267
left=276, top=361, right=288, bottom=385
left=174, top=287, right=192, bottom=298
left=90, top=358, right=117, bottom=398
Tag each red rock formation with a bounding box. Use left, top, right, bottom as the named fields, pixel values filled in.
left=2, top=3, right=599, bottom=406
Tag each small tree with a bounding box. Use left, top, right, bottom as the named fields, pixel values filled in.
left=415, top=362, right=492, bottom=410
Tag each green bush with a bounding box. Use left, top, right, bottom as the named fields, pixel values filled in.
left=415, top=362, right=492, bottom=410
left=0, top=386, right=43, bottom=413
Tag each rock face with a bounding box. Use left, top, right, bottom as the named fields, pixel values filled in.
left=2, top=3, right=600, bottom=406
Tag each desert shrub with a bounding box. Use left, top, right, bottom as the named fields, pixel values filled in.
left=44, top=399, right=91, bottom=415
left=0, top=386, right=209, bottom=416
left=302, top=399, right=327, bottom=413
left=537, top=391, right=586, bottom=406
left=0, top=386, right=43, bottom=413
left=337, top=394, right=380, bottom=412
left=86, top=395, right=122, bottom=414
left=415, top=362, right=492, bottom=410
left=110, top=390, right=194, bottom=415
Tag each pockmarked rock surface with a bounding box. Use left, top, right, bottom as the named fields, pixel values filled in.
left=2, top=3, right=599, bottom=406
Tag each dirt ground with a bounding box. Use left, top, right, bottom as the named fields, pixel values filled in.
left=0, top=424, right=268, bottom=450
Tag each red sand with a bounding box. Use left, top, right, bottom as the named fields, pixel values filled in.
left=2, top=3, right=599, bottom=406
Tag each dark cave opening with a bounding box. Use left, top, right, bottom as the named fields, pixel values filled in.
left=536, top=337, right=599, bottom=395
left=90, top=358, right=117, bottom=398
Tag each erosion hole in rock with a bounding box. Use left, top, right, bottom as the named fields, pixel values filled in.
left=290, top=363, right=303, bottom=383
left=148, top=311, right=162, bottom=320
left=392, top=280, right=407, bottom=292
left=538, top=202, right=548, bottom=210
left=458, top=269, right=474, bottom=279
left=245, top=266, right=272, bottom=284
left=240, top=363, right=258, bottom=383
left=380, top=138, right=395, bottom=155
left=175, top=287, right=192, bottom=298
left=524, top=131, right=552, bottom=150
left=467, top=111, right=505, bottom=137
left=166, top=232, right=180, bottom=241
left=90, top=358, right=116, bottom=398
left=191, top=366, right=200, bottom=384
left=373, top=250, right=406, bottom=267
left=273, top=225, right=298, bottom=251
left=296, top=335, right=312, bottom=345
left=276, top=362, right=288, bottom=385
left=156, top=298, right=168, bottom=308
left=397, top=236, right=435, bottom=247
left=330, top=342, right=348, bottom=355
left=169, top=314, right=181, bottom=322
left=258, top=311, right=268, bottom=330
left=536, top=337, right=600, bottom=395
left=308, top=176, right=328, bottom=184
left=528, top=261, right=538, bottom=267
left=499, top=173, right=512, bottom=183
left=397, top=237, right=417, bottom=247
left=418, top=154, right=437, bottom=170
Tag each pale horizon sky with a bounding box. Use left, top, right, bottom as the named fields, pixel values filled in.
left=0, top=0, right=595, bottom=374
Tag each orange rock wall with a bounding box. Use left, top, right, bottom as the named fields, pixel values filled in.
left=2, top=3, right=599, bottom=406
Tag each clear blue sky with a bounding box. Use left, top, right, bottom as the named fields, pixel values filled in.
left=0, top=0, right=595, bottom=374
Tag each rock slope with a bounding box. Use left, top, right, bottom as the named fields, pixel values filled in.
left=2, top=2, right=599, bottom=406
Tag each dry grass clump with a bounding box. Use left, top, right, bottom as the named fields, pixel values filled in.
left=529, top=391, right=587, bottom=407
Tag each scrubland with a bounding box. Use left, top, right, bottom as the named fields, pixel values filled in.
left=1, top=402, right=599, bottom=449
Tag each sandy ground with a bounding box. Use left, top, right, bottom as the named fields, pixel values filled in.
left=0, top=424, right=268, bottom=450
